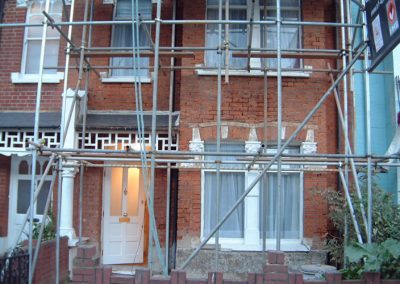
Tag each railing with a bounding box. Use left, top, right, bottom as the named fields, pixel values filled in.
left=0, top=252, right=29, bottom=284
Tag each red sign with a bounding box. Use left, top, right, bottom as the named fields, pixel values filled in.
left=388, top=0, right=397, bottom=25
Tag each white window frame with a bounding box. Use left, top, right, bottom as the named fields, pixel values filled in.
left=201, top=145, right=306, bottom=251
left=12, top=0, right=64, bottom=84
left=101, top=0, right=152, bottom=83
left=198, top=0, right=310, bottom=78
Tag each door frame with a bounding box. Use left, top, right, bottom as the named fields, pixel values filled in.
left=7, top=155, right=53, bottom=249
left=101, top=163, right=147, bottom=264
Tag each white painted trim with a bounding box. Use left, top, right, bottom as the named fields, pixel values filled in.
left=103, top=0, right=115, bottom=4
left=195, top=68, right=311, bottom=78
left=11, top=72, right=64, bottom=84
left=100, top=76, right=152, bottom=84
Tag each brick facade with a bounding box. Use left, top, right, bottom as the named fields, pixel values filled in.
left=1, top=0, right=345, bottom=274
left=176, top=0, right=338, bottom=248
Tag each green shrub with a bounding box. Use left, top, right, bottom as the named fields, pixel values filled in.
left=318, top=175, right=400, bottom=279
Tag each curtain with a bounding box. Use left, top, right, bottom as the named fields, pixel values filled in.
left=204, top=172, right=245, bottom=238
left=260, top=173, right=300, bottom=239
left=203, top=142, right=245, bottom=238
left=111, top=0, right=151, bottom=77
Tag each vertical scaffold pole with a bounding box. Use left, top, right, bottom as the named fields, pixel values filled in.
left=215, top=0, right=223, bottom=270
left=149, top=0, right=165, bottom=273
left=275, top=0, right=283, bottom=251
left=166, top=0, right=177, bottom=273
left=361, top=0, right=373, bottom=243
left=29, top=0, right=51, bottom=282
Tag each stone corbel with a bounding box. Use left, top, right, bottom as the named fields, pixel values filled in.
left=182, top=128, right=204, bottom=168
left=62, top=161, right=79, bottom=178
left=245, top=141, right=262, bottom=154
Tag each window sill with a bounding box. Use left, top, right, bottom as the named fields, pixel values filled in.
left=100, top=76, right=152, bottom=84
left=195, top=65, right=312, bottom=78
left=204, top=238, right=310, bottom=252
left=11, top=72, right=64, bottom=84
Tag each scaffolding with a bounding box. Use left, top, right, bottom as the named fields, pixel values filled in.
left=0, top=0, right=399, bottom=283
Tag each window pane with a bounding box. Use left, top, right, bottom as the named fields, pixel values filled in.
left=260, top=173, right=300, bottom=239
left=25, top=40, right=40, bottom=73
left=208, top=0, right=247, bottom=5
left=206, top=7, right=247, bottom=68
left=262, top=0, right=299, bottom=8
left=116, top=0, right=151, bottom=19
left=126, top=168, right=139, bottom=216
left=204, top=172, right=245, bottom=238
left=204, top=143, right=245, bottom=169
left=17, top=180, right=31, bottom=214
left=110, top=168, right=123, bottom=216
left=43, top=39, right=60, bottom=73
left=19, top=160, right=29, bottom=175
left=36, top=181, right=51, bottom=215
left=111, top=1, right=151, bottom=76
left=26, top=40, right=59, bottom=74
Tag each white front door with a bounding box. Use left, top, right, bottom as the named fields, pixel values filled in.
left=8, top=156, right=53, bottom=249
left=103, top=167, right=145, bottom=264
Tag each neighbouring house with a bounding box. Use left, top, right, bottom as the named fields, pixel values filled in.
left=0, top=0, right=353, bottom=280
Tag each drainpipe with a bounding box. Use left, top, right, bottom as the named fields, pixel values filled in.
left=166, top=0, right=177, bottom=273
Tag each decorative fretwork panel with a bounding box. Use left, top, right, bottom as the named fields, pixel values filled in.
left=0, top=130, right=178, bottom=152
left=77, top=132, right=178, bottom=151
left=0, top=130, right=60, bottom=149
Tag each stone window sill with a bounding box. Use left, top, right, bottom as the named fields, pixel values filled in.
left=195, top=65, right=312, bottom=78
left=100, top=75, right=152, bottom=84
left=11, top=72, right=64, bottom=84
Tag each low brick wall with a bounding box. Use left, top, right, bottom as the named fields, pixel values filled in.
left=28, top=237, right=69, bottom=284
left=71, top=249, right=400, bottom=284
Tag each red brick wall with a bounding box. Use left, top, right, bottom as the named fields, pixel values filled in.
left=0, top=156, right=10, bottom=237
left=85, top=0, right=175, bottom=112
left=32, top=237, right=69, bottom=284
left=73, top=167, right=103, bottom=243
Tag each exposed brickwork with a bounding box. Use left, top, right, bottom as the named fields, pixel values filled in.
left=1, top=0, right=343, bottom=267
left=176, top=0, right=337, bottom=248
left=30, top=237, right=69, bottom=284
left=0, top=156, right=10, bottom=237
left=73, top=167, right=103, bottom=243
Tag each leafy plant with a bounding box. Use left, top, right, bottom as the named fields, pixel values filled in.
left=316, top=174, right=400, bottom=278
left=32, top=209, right=56, bottom=242
left=344, top=239, right=400, bottom=279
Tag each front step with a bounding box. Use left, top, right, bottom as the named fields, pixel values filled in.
left=110, top=273, right=135, bottom=284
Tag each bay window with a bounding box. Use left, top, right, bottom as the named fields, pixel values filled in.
left=205, top=0, right=301, bottom=70
left=202, top=143, right=303, bottom=250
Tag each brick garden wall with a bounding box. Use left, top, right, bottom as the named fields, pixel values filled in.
left=70, top=251, right=399, bottom=284
left=30, top=237, right=69, bottom=284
